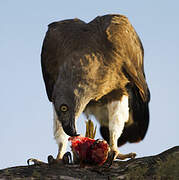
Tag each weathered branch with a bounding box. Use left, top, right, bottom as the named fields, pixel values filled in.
left=0, top=146, right=179, bottom=179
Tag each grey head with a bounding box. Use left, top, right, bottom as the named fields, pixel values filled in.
left=51, top=53, right=103, bottom=137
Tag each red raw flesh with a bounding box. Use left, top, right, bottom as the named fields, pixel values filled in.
left=69, top=136, right=109, bottom=166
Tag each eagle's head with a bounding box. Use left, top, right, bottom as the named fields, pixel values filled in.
left=51, top=63, right=95, bottom=136
left=52, top=84, right=91, bottom=136
left=51, top=53, right=107, bottom=137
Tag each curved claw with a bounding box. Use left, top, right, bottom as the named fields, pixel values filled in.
left=63, top=152, right=72, bottom=164
left=27, top=158, right=46, bottom=166
left=47, top=155, right=56, bottom=164
left=47, top=152, right=72, bottom=165
left=102, top=150, right=116, bottom=167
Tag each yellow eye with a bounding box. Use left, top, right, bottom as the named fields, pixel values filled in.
left=60, top=104, right=68, bottom=112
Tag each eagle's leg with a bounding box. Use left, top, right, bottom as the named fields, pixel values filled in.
left=27, top=107, right=69, bottom=166
left=108, top=95, right=136, bottom=162
left=52, top=106, right=69, bottom=164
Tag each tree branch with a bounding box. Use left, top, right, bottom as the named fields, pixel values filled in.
left=0, top=146, right=178, bottom=179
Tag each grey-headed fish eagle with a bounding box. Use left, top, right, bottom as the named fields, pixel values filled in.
left=40, top=14, right=150, bottom=163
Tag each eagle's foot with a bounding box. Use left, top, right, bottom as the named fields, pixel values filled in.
left=116, top=152, right=137, bottom=160
left=27, top=152, right=72, bottom=166
left=48, top=152, right=72, bottom=165
left=105, top=149, right=137, bottom=167
left=110, top=148, right=136, bottom=160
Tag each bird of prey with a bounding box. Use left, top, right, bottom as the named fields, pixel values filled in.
left=41, top=14, right=150, bottom=163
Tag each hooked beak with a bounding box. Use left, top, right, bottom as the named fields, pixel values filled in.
left=61, top=120, right=79, bottom=137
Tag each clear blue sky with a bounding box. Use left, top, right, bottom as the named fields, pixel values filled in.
left=0, top=1, right=178, bottom=169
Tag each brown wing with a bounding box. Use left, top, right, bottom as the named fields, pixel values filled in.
left=93, top=14, right=150, bottom=145
left=101, top=15, right=149, bottom=101
left=41, top=19, right=86, bottom=101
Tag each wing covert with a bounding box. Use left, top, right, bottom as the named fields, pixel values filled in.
left=41, top=19, right=86, bottom=101
left=92, top=15, right=149, bottom=102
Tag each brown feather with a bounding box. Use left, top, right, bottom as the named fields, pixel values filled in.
left=41, top=14, right=150, bottom=145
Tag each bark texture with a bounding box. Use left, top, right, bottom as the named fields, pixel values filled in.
left=0, top=146, right=178, bottom=180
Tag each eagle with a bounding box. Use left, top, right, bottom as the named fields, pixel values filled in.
left=41, top=14, right=150, bottom=163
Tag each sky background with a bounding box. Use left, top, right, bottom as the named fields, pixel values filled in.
left=0, top=1, right=178, bottom=169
